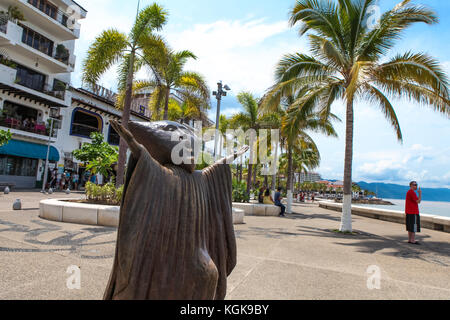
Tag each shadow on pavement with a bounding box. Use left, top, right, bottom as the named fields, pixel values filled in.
left=294, top=225, right=450, bottom=267
left=286, top=212, right=341, bottom=222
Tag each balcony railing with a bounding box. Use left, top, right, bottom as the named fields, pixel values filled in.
left=20, top=28, right=73, bottom=68
left=15, top=75, right=66, bottom=100
left=27, top=0, right=75, bottom=31
left=54, top=44, right=71, bottom=66
left=43, top=83, right=66, bottom=100
left=0, top=118, right=53, bottom=137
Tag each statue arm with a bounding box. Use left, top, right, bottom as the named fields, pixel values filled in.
left=214, top=145, right=249, bottom=165
left=110, top=120, right=142, bottom=157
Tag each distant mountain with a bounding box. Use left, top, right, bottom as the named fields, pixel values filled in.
left=357, top=182, right=450, bottom=203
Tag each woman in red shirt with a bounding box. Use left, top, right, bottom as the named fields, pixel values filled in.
left=405, top=181, right=422, bottom=245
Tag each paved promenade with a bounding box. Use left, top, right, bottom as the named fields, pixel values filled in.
left=0, top=191, right=449, bottom=299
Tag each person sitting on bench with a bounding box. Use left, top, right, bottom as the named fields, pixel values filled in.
left=274, top=187, right=286, bottom=217
left=263, top=189, right=274, bottom=205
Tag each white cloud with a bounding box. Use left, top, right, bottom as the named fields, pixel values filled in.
left=72, top=5, right=304, bottom=97
left=165, top=18, right=304, bottom=95
left=354, top=144, right=450, bottom=187
left=442, top=61, right=450, bottom=75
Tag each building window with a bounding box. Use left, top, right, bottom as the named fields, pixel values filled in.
left=70, top=108, right=102, bottom=138
left=108, top=125, right=120, bottom=145
left=20, top=23, right=54, bottom=56
left=28, top=0, right=57, bottom=20
left=16, top=64, right=46, bottom=92
left=0, top=155, right=38, bottom=177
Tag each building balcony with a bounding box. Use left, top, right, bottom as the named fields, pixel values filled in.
left=0, top=20, right=23, bottom=46
left=0, top=63, right=71, bottom=107
left=0, top=119, right=56, bottom=140
left=0, top=20, right=74, bottom=73
left=0, top=100, right=61, bottom=142
left=16, top=40, right=74, bottom=74
left=2, top=0, right=86, bottom=41
left=53, top=44, right=76, bottom=71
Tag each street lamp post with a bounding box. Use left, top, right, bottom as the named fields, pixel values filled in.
left=212, top=81, right=230, bottom=158
left=41, top=107, right=59, bottom=193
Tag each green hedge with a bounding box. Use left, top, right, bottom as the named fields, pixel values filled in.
left=85, top=182, right=123, bottom=205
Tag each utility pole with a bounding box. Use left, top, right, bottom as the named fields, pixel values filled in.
left=41, top=107, right=58, bottom=193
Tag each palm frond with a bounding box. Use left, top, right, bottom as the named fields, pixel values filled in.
left=275, top=53, right=338, bottom=82
left=362, top=84, right=403, bottom=142
left=289, top=0, right=346, bottom=54
left=374, top=52, right=450, bottom=100
left=82, top=29, right=129, bottom=85
left=376, top=79, right=450, bottom=116
left=356, top=1, right=438, bottom=61
left=237, top=92, right=259, bottom=125
left=131, top=3, right=168, bottom=45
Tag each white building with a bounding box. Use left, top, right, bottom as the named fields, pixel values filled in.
left=51, top=85, right=152, bottom=186
left=298, top=172, right=322, bottom=184
left=0, top=0, right=87, bottom=188
left=0, top=2, right=215, bottom=189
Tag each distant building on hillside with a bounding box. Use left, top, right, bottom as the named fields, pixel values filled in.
left=298, top=172, right=322, bottom=183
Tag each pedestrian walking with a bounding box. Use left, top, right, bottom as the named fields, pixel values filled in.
left=73, top=173, right=79, bottom=190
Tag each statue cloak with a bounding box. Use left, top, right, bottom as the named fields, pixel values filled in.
left=104, top=146, right=236, bottom=300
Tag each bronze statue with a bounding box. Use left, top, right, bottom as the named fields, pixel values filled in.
left=104, top=120, right=248, bottom=300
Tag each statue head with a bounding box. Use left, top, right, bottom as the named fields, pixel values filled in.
left=128, top=121, right=198, bottom=173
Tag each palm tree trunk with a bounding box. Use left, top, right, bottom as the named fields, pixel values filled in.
left=116, top=50, right=135, bottom=187
left=219, top=134, right=223, bottom=158
left=340, top=99, right=354, bottom=232
left=246, top=163, right=253, bottom=195
left=286, top=145, right=293, bottom=213
left=252, top=163, right=257, bottom=189
left=271, top=139, right=279, bottom=198
left=163, top=87, right=170, bottom=120
left=238, top=157, right=243, bottom=183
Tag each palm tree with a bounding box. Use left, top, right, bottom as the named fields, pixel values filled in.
left=280, top=146, right=321, bottom=189
left=217, top=114, right=230, bottom=157
left=281, top=95, right=338, bottom=212
left=261, top=81, right=339, bottom=212
left=82, top=3, right=168, bottom=187
left=229, top=92, right=260, bottom=194
left=140, top=39, right=210, bottom=120
left=230, top=92, right=280, bottom=194
left=273, top=0, right=449, bottom=231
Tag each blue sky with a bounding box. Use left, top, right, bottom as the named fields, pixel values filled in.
left=73, top=0, right=450, bottom=188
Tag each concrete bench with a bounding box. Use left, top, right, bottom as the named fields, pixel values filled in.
left=232, top=202, right=281, bottom=216
left=39, top=199, right=120, bottom=227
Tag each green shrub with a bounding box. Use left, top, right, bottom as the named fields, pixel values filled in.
left=85, top=182, right=123, bottom=205
left=232, top=179, right=250, bottom=203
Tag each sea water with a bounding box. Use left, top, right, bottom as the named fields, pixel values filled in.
left=359, top=199, right=450, bottom=218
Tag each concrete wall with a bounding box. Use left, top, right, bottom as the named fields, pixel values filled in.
left=318, top=201, right=450, bottom=233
